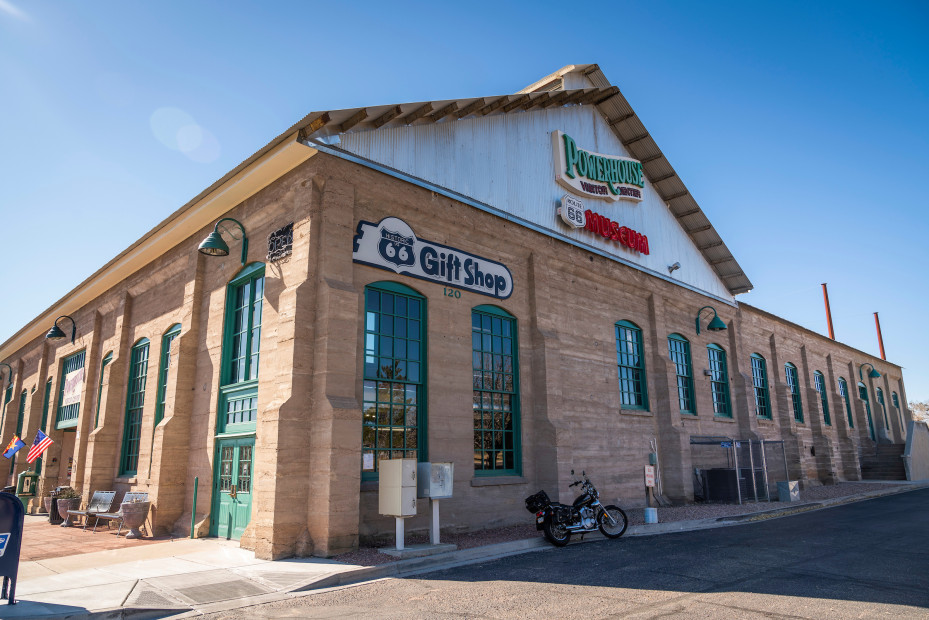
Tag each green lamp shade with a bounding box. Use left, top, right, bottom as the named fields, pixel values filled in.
left=45, top=325, right=66, bottom=340
left=198, top=231, right=230, bottom=256
left=707, top=315, right=728, bottom=331
left=868, top=367, right=881, bottom=379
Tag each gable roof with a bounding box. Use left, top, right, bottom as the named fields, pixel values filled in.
left=297, top=64, right=752, bottom=295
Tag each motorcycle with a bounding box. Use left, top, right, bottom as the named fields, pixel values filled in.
left=525, top=471, right=627, bottom=547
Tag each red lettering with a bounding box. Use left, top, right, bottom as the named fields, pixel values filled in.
left=580, top=209, right=652, bottom=255
left=640, top=235, right=649, bottom=255
left=619, top=226, right=628, bottom=246
left=610, top=221, right=620, bottom=240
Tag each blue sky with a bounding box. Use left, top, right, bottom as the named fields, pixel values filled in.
left=1, top=1, right=927, bottom=401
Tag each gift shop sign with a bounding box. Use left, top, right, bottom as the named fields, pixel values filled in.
left=553, top=131, right=644, bottom=202
left=353, top=217, right=513, bottom=299
left=558, top=196, right=650, bottom=254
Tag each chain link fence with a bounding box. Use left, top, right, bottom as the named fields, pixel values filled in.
left=691, top=436, right=789, bottom=504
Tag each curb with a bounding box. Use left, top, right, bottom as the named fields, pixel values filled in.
left=21, top=482, right=929, bottom=619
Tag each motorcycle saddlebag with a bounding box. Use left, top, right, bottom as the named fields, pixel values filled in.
left=525, top=490, right=551, bottom=513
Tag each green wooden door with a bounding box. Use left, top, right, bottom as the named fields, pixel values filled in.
left=210, top=437, right=254, bottom=540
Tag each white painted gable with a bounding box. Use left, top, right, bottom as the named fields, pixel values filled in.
left=338, top=104, right=735, bottom=302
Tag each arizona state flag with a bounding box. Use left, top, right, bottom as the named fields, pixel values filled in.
left=2, top=436, right=25, bottom=459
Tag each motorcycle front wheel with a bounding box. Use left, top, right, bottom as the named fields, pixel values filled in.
left=597, top=505, right=628, bottom=539
left=542, top=519, right=571, bottom=547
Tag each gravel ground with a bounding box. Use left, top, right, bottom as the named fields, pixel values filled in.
left=333, top=482, right=903, bottom=566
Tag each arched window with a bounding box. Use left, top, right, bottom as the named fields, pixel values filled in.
left=876, top=387, right=889, bottom=430
left=472, top=305, right=520, bottom=475
left=362, top=282, right=426, bottom=477
left=120, top=338, right=151, bottom=476
left=10, top=389, right=27, bottom=475
left=707, top=344, right=731, bottom=417
left=36, top=378, right=53, bottom=475
left=668, top=334, right=695, bottom=414
left=615, top=321, right=647, bottom=410
left=892, top=392, right=900, bottom=409
left=858, top=382, right=876, bottom=440
left=785, top=363, right=803, bottom=423
left=219, top=263, right=265, bottom=434
left=56, top=350, right=86, bottom=429
left=155, top=324, right=182, bottom=426
left=94, top=352, right=113, bottom=429
left=838, top=377, right=853, bottom=428
left=813, top=371, right=831, bottom=426
left=751, top=354, right=771, bottom=419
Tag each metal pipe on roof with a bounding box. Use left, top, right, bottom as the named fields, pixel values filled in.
left=822, top=283, right=835, bottom=340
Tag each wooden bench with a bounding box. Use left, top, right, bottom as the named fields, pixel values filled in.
left=66, top=491, right=116, bottom=530
left=92, top=492, right=149, bottom=536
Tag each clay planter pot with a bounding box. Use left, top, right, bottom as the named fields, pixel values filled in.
left=120, top=501, right=150, bottom=539
left=57, top=497, right=80, bottom=527
left=43, top=496, right=52, bottom=515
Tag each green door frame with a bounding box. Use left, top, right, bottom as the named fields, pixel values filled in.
left=209, top=435, right=255, bottom=540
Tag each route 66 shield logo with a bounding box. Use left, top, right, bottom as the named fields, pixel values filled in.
left=378, top=227, right=416, bottom=268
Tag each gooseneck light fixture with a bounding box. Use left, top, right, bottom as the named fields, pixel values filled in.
left=695, top=306, right=727, bottom=335
left=45, top=315, right=77, bottom=344
left=859, top=362, right=881, bottom=381
left=198, top=217, right=248, bottom=265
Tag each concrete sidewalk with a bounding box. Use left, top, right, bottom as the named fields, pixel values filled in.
left=5, top=480, right=927, bottom=619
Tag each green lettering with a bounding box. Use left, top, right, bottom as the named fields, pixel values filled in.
left=563, top=133, right=578, bottom=179
left=577, top=151, right=588, bottom=177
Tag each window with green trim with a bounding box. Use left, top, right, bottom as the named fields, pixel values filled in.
left=1, top=385, right=11, bottom=431
left=814, top=371, right=831, bottom=426
left=616, top=321, right=648, bottom=410
left=668, top=334, right=695, bottom=414
left=36, top=378, right=52, bottom=474
left=859, top=382, right=876, bottom=440
left=56, top=351, right=86, bottom=429
left=361, top=282, right=426, bottom=477
left=155, top=325, right=181, bottom=426
left=10, top=390, right=26, bottom=474
left=219, top=264, right=264, bottom=434
left=707, top=344, right=731, bottom=417
left=785, top=363, right=803, bottom=423
left=751, top=354, right=771, bottom=419
left=94, top=352, right=113, bottom=429
left=892, top=392, right=900, bottom=409
left=472, top=306, right=520, bottom=475
left=120, top=339, right=150, bottom=476
left=838, top=378, right=853, bottom=428
left=877, top=387, right=889, bottom=429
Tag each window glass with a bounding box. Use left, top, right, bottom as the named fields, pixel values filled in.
left=472, top=306, right=519, bottom=475
left=838, top=378, right=853, bottom=428
left=814, top=371, right=831, bottom=426
left=668, top=335, right=695, bottom=414
left=56, top=350, right=86, bottom=428
left=707, top=345, right=731, bottom=417
left=751, top=354, right=771, bottom=419
left=362, top=283, right=425, bottom=476
left=220, top=265, right=265, bottom=433
left=120, top=340, right=150, bottom=475
left=616, top=321, right=647, bottom=409
left=155, top=326, right=181, bottom=426
left=785, top=363, right=803, bottom=423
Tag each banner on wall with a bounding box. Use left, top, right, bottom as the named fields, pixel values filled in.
left=352, top=217, right=514, bottom=299
left=61, top=368, right=84, bottom=407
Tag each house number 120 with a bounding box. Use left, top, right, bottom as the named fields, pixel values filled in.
left=444, top=287, right=461, bottom=299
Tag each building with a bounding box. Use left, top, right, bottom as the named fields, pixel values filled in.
left=0, top=64, right=912, bottom=559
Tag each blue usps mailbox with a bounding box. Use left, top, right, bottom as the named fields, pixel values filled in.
left=0, top=491, right=25, bottom=605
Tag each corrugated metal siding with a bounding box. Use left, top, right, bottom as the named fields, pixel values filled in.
left=340, top=105, right=735, bottom=302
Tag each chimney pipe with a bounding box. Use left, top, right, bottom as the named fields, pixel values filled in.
left=874, top=312, right=886, bottom=360
left=821, top=283, right=835, bottom=340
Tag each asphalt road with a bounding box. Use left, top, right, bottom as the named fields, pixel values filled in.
left=202, top=488, right=929, bottom=619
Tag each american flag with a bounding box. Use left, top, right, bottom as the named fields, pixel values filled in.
left=26, top=429, right=53, bottom=463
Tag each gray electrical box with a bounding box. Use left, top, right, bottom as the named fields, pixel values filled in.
left=417, top=462, right=454, bottom=499
left=379, top=458, right=417, bottom=516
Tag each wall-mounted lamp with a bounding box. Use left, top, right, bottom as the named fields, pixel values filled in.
left=45, top=315, right=77, bottom=344
left=668, top=262, right=681, bottom=274
left=859, top=362, right=881, bottom=381
left=0, top=363, right=12, bottom=388
left=198, top=217, right=248, bottom=265
left=696, top=306, right=727, bottom=335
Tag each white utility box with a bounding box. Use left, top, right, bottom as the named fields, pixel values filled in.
left=417, top=462, right=454, bottom=499
left=379, top=458, right=418, bottom=516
